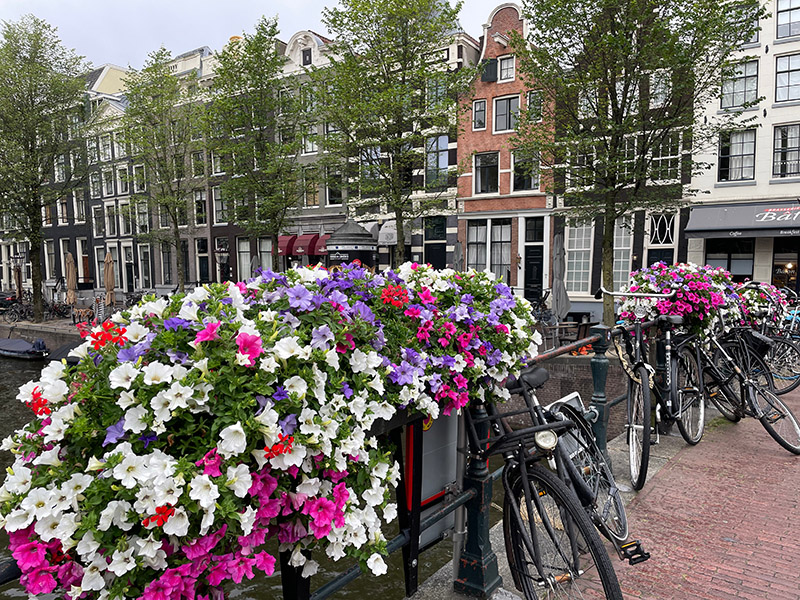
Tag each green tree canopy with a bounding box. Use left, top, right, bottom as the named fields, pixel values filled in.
left=0, top=14, right=89, bottom=320
left=512, top=0, right=764, bottom=322
left=121, top=47, right=206, bottom=293
left=207, top=17, right=310, bottom=271
left=312, top=0, right=476, bottom=266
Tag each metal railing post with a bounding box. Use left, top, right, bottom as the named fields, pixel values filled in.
left=589, top=325, right=612, bottom=461
left=454, top=404, right=502, bottom=598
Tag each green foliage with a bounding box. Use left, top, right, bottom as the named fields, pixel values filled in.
left=208, top=17, right=312, bottom=271
left=311, top=0, right=477, bottom=265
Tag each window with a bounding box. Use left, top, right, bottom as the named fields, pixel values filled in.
left=100, top=134, right=112, bottom=161
left=133, top=165, right=146, bottom=192
left=719, top=129, right=756, bottom=181
left=512, top=151, right=539, bottom=191
left=706, top=238, right=754, bottom=282
left=106, top=205, right=117, bottom=237
left=566, top=222, right=593, bottom=293
left=773, top=124, right=800, bottom=177
left=472, top=99, right=486, bottom=130
left=426, top=135, right=449, bottom=191
left=650, top=133, right=681, bottom=181
left=474, top=152, right=499, bottom=194
left=117, top=167, right=129, bottom=194
left=215, top=237, right=230, bottom=281
left=161, top=244, right=172, bottom=286
left=648, top=213, right=675, bottom=247
left=255, top=237, right=270, bottom=270
left=139, top=244, right=151, bottom=288
left=120, top=203, right=132, bottom=236
left=114, top=134, right=126, bottom=158
left=177, top=200, right=188, bottom=227
left=44, top=240, right=55, bottom=280
left=621, top=136, right=638, bottom=179
left=498, top=56, right=515, bottom=81
left=304, top=168, right=319, bottom=207
left=195, top=190, right=207, bottom=225
left=87, top=138, right=99, bottom=164
left=427, top=76, right=446, bottom=108
left=191, top=151, right=205, bottom=177
left=494, top=95, right=519, bottom=132
left=326, top=169, right=343, bottom=206
left=93, top=206, right=105, bottom=237
left=467, top=220, right=487, bottom=271
left=73, top=191, right=86, bottom=223
left=613, top=217, right=632, bottom=291
left=776, top=54, right=800, bottom=102
left=58, top=196, right=69, bottom=225
left=527, top=90, right=543, bottom=122
left=159, top=206, right=170, bottom=229
left=213, top=187, right=228, bottom=224
left=569, top=147, right=595, bottom=187
left=721, top=60, right=758, bottom=109
left=136, top=201, right=150, bottom=233
left=196, top=238, right=210, bottom=283
left=526, top=217, right=544, bottom=243
left=237, top=238, right=251, bottom=280
left=95, top=247, right=105, bottom=287
left=490, top=219, right=512, bottom=282
left=302, top=48, right=312, bottom=66
left=90, top=172, right=101, bottom=198
left=54, top=155, right=66, bottom=183
left=211, top=152, right=224, bottom=175
left=303, top=128, right=318, bottom=154
left=103, top=170, right=114, bottom=196
left=778, top=0, right=800, bottom=38
left=650, top=71, right=671, bottom=109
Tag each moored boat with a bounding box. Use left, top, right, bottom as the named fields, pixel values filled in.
left=0, top=338, right=49, bottom=360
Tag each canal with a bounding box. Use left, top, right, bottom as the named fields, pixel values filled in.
left=0, top=356, right=503, bottom=598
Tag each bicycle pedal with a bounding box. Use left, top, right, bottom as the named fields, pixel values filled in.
left=619, top=540, right=650, bottom=565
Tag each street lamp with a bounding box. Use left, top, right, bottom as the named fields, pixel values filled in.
left=11, top=252, right=24, bottom=300
left=214, top=240, right=230, bottom=282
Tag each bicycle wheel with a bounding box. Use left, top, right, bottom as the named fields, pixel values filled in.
left=765, top=337, right=800, bottom=395
left=673, top=346, right=704, bottom=445
left=555, top=404, right=628, bottom=542
left=713, top=341, right=773, bottom=405
left=3, top=306, right=19, bottom=324
left=703, top=366, right=741, bottom=422
left=503, top=463, right=623, bottom=600
left=628, top=366, right=651, bottom=491
left=749, top=385, right=800, bottom=454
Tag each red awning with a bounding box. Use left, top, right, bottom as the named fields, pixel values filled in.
left=278, top=235, right=297, bottom=256
left=293, top=234, right=319, bottom=256
left=312, top=234, right=331, bottom=255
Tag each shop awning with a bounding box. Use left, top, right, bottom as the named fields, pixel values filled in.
left=293, top=234, right=319, bottom=256
left=278, top=235, right=297, bottom=256
left=312, top=234, right=331, bottom=255
left=685, top=201, right=800, bottom=238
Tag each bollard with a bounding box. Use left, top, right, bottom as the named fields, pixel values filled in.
left=454, top=404, right=502, bottom=598
left=589, top=325, right=612, bottom=462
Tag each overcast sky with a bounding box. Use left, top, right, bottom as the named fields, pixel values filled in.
left=1, top=0, right=494, bottom=70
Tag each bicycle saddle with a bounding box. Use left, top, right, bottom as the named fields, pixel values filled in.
left=520, top=367, right=550, bottom=390
left=660, top=315, right=683, bottom=325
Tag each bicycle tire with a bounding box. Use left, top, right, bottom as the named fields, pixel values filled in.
left=503, top=463, right=623, bottom=600
left=673, top=346, right=704, bottom=445
left=713, top=341, right=773, bottom=406
left=749, top=385, right=800, bottom=454
left=628, top=366, right=651, bottom=491
left=765, top=337, right=800, bottom=395
left=3, top=307, right=19, bottom=324
left=703, top=366, right=741, bottom=422
left=555, top=404, right=628, bottom=542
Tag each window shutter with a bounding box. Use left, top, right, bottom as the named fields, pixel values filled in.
left=481, top=59, right=498, bottom=82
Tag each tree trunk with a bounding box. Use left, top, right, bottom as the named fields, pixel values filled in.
left=272, top=233, right=280, bottom=271
left=601, top=197, right=617, bottom=326
left=174, top=223, right=185, bottom=293
left=29, top=234, right=44, bottom=323
left=394, top=208, right=405, bottom=268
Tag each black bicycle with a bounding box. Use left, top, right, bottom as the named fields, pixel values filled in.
left=465, top=391, right=623, bottom=598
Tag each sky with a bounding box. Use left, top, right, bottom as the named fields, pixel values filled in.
left=0, top=0, right=492, bottom=70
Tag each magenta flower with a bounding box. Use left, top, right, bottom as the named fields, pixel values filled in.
left=195, top=321, right=221, bottom=343
left=195, top=448, right=223, bottom=477
left=417, top=287, right=437, bottom=304
left=21, top=567, right=57, bottom=595
left=236, top=332, right=264, bottom=367
left=227, top=554, right=256, bottom=584
left=12, top=541, right=47, bottom=572
left=254, top=551, right=276, bottom=575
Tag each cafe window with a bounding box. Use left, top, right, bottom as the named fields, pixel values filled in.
left=772, top=238, right=800, bottom=292
left=705, top=238, right=754, bottom=282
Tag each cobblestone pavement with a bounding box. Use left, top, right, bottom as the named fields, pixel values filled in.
left=615, top=390, right=800, bottom=599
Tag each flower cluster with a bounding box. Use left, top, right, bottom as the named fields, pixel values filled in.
left=619, top=262, right=738, bottom=337
left=0, top=263, right=538, bottom=599
left=737, top=282, right=789, bottom=327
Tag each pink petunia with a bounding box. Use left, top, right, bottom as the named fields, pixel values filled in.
left=417, top=287, right=437, bottom=305
left=236, top=332, right=264, bottom=367
left=195, top=448, right=223, bottom=477
left=254, top=551, right=276, bottom=575
left=21, top=567, right=57, bottom=595
left=195, top=321, right=221, bottom=343
left=12, top=541, right=47, bottom=572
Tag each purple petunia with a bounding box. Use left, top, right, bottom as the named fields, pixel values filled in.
left=351, top=301, right=375, bottom=324
left=389, top=361, right=415, bottom=386
left=287, top=286, right=313, bottom=311
left=139, top=432, right=158, bottom=449
left=341, top=382, right=354, bottom=399
left=311, top=325, right=334, bottom=350
left=255, top=394, right=273, bottom=416
left=163, top=317, right=193, bottom=331
left=103, top=418, right=126, bottom=447
left=273, top=386, right=289, bottom=402
left=167, top=349, right=189, bottom=365
left=279, top=414, right=298, bottom=436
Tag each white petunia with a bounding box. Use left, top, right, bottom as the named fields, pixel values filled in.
left=150, top=392, right=171, bottom=423
left=81, top=554, right=108, bottom=591
left=98, top=501, right=134, bottom=532
left=5, top=465, right=32, bottom=495
left=189, top=474, right=219, bottom=509
left=225, top=464, right=253, bottom=498
left=296, top=476, right=321, bottom=497
left=142, top=362, right=173, bottom=386
left=236, top=352, right=252, bottom=367
left=68, top=341, right=91, bottom=360
left=259, top=354, right=279, bottom=373
left=383, top=503, right=397, bottom=522
left=85, top=457, right=106, bottom=472
left=108, top=547, right=136, bottom=576
left=367, top=554, right=388, bottom=576
left=42, top=379, right=69, bottom=403
left=40, top=360, right=67, bottom=383
left=273, top=336, right=304, bottom=360
left=35, top=514, right=62, bottom=542
left=200, top=505, right=216, bottom=535
left=325, top=350, right=340, bottom=370
left=76, top=531, right=100, bottom=559
left=124, top=405, right=148, bottom=434
left=162, top=506, right=190, bottom=537
left=178, top=302, right=199, bottom=322
left=117, top=390, right=137, bottom=410
left=142, top=297, right=168, bottom=318
left=21, top=487, right=54, bottom=520
left=113, top=455, right=150, bottom=489
left=349, top=349, right=368, bottom=373
left=124, top=322, right=150, bottom=343
left=302, top=560, right=319, bottom=578
left=55, top=513, right=79, bottom=545
left=4, top=507, right=33, bottom=531
left=239, top=506, right=257, bottom=536
left=109, top=363, right=141, bottom=390
left=284, top=376, right=308, bottom=399
left=135, top=532, right=162, bottom=559
left=33, top=446, right=62, bottom=467
left=218, top=422, right=247, bottom=458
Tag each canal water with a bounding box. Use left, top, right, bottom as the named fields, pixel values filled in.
left=0, top=357, right=504, bottom=598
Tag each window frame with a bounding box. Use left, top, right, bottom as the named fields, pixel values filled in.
left=511, top=150, right=540, bottom=192
left=565, top=221, right=594, bottom=294
left=721, top=60, right=759, bottom=109
left=472, top=99, right=486, bottom=131
left=776, top=53, right=800, bottom=103
left=493, top=94, right=520, bottom=134
left=474, top=152, right=499, bottom=195
left=773, top=123, right=800, bottom=178
left=778, top=0, right=800, bottom=39
left=498, top=55, right=515, bottom=82
left=719, top=129, right=756, bottom=182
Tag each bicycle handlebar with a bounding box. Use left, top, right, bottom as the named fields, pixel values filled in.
left=594, top=286, right=677, bottom=301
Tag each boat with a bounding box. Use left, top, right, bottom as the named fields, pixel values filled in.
left=0, top=338, right=50, bottom=360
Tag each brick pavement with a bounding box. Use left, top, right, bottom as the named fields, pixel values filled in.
left=615, top=390, right=800, bottom=599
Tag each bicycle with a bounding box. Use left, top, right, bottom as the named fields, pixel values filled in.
left=464, top=385, right=624, bottom=598
left=596, top=287, right=706, bottom=490
left=700, top=315, right=800, bottom=453
left=504, top=366, right=653, bottom=569
left=2, top=302, right=33, bottom=324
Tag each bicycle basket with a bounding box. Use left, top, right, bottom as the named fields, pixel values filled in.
left=745, top=330, right=773, bottom=359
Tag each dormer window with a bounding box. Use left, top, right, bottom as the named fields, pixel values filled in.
left=302, top=48, right=312, bottom=66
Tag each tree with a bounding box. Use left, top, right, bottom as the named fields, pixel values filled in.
left=207, top=17, right=310, bottom=271
left=312, top=0, right=476, bottom=267
left=121, top=47, right=206, bottom=293
left=512, top=0, right=764, bottom=323
left=0, top=15, right=89, bottom=321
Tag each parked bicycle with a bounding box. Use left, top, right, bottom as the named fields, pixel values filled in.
left=2, top=302, right=33, bottom=323
left=595, top=287, right=705, bottom=490
left=464, top=381, right=624, bottom=598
